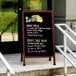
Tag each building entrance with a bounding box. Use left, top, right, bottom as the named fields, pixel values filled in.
left=0, top=0, right=52, bottom=54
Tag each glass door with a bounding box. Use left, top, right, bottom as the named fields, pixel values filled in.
left=18, top=0, right=53, bottom=61
left=0, top=0, right=52, bottom=53
left=18, top=0, right=52, bottom=47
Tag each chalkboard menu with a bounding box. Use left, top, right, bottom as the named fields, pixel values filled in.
left=22, top=11, right=54, bottom=57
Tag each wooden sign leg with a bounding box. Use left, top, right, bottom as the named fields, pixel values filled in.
left=49, top=57, right=51, bottom=61
left=53, top=51, right=56, bottom=65
left=52, top=43, right=56, bottom=65
left=23, top=54, right=25, bottom=66
left=23, top=57, right=25, bottom=66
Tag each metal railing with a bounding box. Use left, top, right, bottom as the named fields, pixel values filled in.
left=55, top=23, right=76, bottom=76
left=0, top=52, right=15, bottom=76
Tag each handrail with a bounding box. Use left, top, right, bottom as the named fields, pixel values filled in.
left=56, top=45, right=76, bottom=68
left=67, top=47, right=76, bottom=59
left=55, top=24, right=76, bottom=45
left=55, top=23, right=76, bottom=36
left=0, top=52, right=15, bottom=75
left=55, top=23, right=76, bottom=76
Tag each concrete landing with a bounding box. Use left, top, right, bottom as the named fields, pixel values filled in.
left=0, top=52, right=76, bottom=76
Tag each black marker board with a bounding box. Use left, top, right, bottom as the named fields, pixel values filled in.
left=22, top=11, right=54, bottom=57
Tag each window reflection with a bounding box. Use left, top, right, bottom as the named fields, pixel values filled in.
left=23, top=0, right=42, bottom=10
left=0, top=0, right=18, bottom=42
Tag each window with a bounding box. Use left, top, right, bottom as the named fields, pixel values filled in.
left=0, top=0, right=18, bottom=42
left=23, top=0, right=42, bottom=10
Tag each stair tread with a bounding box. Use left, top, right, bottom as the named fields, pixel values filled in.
left=41, top=74, right=76, bottom=76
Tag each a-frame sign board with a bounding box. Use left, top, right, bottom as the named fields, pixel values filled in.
left=22, top=11, right=56, bottom=66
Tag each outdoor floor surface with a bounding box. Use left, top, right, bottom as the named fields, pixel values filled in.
left=0, top=52, right=76, bottom=73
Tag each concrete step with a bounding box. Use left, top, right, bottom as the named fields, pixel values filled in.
left=0, top=67, right=76, bottom=76
left=53, top=74, right=76, bottom=76
left=0, top=73, right=76, bottom=76
left=41, top=74, right=76, bottom=76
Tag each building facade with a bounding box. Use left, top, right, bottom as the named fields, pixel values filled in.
left=54, top=0, right=76, bottom=51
